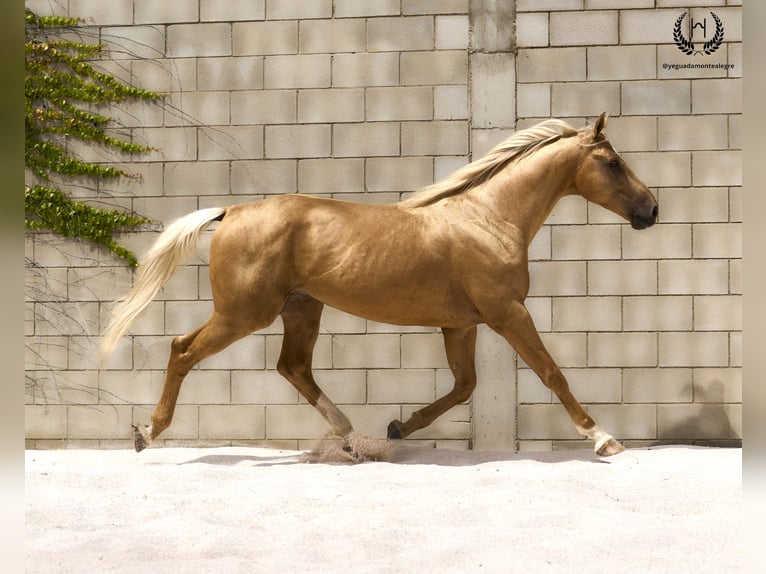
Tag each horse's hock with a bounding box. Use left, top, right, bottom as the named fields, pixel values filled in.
left=25, top=1, right=742, bottom=452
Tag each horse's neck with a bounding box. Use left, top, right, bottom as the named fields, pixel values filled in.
left=473, top=140, right=580, bottom=241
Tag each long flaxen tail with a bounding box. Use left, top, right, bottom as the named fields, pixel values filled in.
left=100, top=206, right=227, bottom=361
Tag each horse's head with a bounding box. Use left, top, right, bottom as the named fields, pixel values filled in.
left=574, top=113, right=658, bottom=230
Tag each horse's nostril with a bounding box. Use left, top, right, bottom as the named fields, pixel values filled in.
left=652, top=204, right=658, bottom=219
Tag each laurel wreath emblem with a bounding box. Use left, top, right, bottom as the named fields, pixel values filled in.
left=673, top=12, right=724, bottom=56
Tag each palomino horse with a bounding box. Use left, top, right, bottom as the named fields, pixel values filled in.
left=101, top=113, right=657, bottom=457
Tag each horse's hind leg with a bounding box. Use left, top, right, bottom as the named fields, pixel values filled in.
left=277, top=293, right=354, bottom=439
left=133, top=312, right=272, bottom=452
left=387, top=326, right=478, bottom=440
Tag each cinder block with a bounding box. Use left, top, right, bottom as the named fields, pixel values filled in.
left=518, top=404, right=581, bottom=440
left=201, top=0, right=266, bottom=22
left=623, top=224, right=692, bottom=260
left=31, top=369, right=99, bottom=405
left=366, top=87, right=433, bottom=122
left=25, top=405, right=67, bottom=439
left=332, top=123, right=400, bottom=158
left=332, top=53, right=400, bottom=87
left=657, top=404, right=741, bottom=440
left=179, top=370, right=231, bottom=405
left=134, top=0, right=198, bottom=24
left=622, top=81, right=690, bottom=116
left=517, top=48, right=586, bottom=83
left=131, top=197, right=199, bottom=228
left=518, top=0, right=583, bottom=11
left=623, top=368, right=693, bottom=404
left=517, top=368, right=552, bottom=403
left=99, top=370, right=163, bottom=405
left=588, top=332, right=657, bottom=367
left=299, top=19, right=366, bottom=54
left=551, top=225, right=621, bottom=260
left=656, top=187, right=729, bottom=223
left=693, top=295, right=741, bottom=331
left=659, top=116, right=728, bottom=151
left=67, top=405, right=133, bottom=439
left=333, top=334, right=401, bottom=368
left=585, top=404, right=657, bottom=440
left=266, top=0, right=332, bottom=20
left=68, top=0, right=133, bottom=25
left=164, top=301, right=213, bottom=336
left=197, top=334, right=266, bottom=370
left=528, top=261, right=586, bottom=296
left=619, top=9, right=682, bottom=45
left=403, top=0, right=470, bottom=15
left=232, top=90, right=297, bottom=125
left=101, top=26, right=166, bottom=60
left=198, top=57, right=264, bottom=91
left=588, top=260, right=657, bottom=296
left=334, top=0, right=400, bottom=17
left=368, top=370, right=435, bottom=403
left=199, top=126, right=265, bottom=161
left=693, top=222, right=741, bottom=258
left=658, top=332, right=729, bottom=367
left=730, top=259, right=741, bottom=295
left=200, top=405, right=265, bottom=439
left=552, top=297, right=621, bottom=332
left=138, top=127, right=198, bottom=162
left=298, top=158, right=364, bottom=193
left=659, top=259, right=729, bottom=295
left=313, top=370, right=367, bottom=404
left=401, top=333, right=449, bottom=368
left=621, top=152, right=691, bottom=188
left=132, top=58, right=197, bottom=93
left=366, top=157, right=434, bottom=192
left=264, top=55, right=331, bottom=89
left=164, top=161, right=229, bottom=197
left=265, top=405, right=331, bottom=439
left=516, top=13, right=549, bottom=48
left=298, top=89, right=364, bottom=123
left=604, top=116, right=657, bottom=152
left=517, top=84, right=551, bottom=118
left=436, top=15, right=470, bottom=49
left=233, top=21, right=298, bottom=56
left=232, top=370, right=299, bottom=404
left=265, top=124, right=331, bottom=159
left=587, top=46, right=656, bottom=81
left=693, top=73, right=741, bottom=109
left=692, top=151, right=742, bottom=187
left=434, top=86, right=469, bottom=120
left=693, top=368, right=742, bottom=403
left=67, top=267, right=133, bottom=302
left=231, top=159, right=298, bottom=196
left=402, top=121, right=469, bottom=156
left=368, top=17, right=434, bottom=52
left=623, top=296, right=693, bottom=332
left=526, top=333, right=587, bottom=368
left=167, top=24, right=232, bottom=58
left=548, top=196, right=589, bottom=225
left=34, top=301, right=99, bottom=337
left=400, top=51, right=469, bottom=86
left=550, top=11, right=618, bottom=46
left=471, top=53, right=516, bottom=129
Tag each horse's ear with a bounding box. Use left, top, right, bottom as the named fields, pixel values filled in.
left=593, top=112, right=609, bottom=138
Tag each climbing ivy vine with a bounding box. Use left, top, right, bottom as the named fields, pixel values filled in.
left=25, top=10, right=161, bottom=267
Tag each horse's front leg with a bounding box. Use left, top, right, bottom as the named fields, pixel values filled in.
left=387, top=325, right=477, bottom=440
left=489, top=299, right=625, bottom=456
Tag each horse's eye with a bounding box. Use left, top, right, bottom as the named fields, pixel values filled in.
left=608, top=158, right=620, bottom=169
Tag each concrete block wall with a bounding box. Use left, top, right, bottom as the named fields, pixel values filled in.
left=25, top=0, right=741, bottom=451
left=515, top=0, right=741, bottom=451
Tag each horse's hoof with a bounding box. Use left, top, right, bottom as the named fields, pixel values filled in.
left=387, top=420, right=403, bottom=440
left=132, top=425, right=147, bottom=453
left=596, top=437, right=625, bottom=457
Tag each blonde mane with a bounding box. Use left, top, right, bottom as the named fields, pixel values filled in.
left=401, top=118, right=579, bottom=208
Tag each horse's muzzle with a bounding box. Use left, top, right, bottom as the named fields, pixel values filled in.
left=631, top=204, right=658, bottom=230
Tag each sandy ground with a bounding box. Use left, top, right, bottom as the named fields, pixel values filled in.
left=26, top=444, right=742, bottom=573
